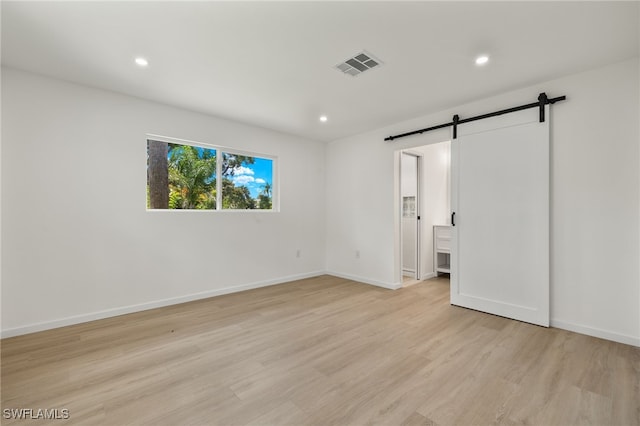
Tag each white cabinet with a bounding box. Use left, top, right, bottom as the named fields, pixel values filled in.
left=434, top=225, right=452, bottom=276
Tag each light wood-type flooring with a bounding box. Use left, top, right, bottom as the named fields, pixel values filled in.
left=2, top=275, right=639, bottom=425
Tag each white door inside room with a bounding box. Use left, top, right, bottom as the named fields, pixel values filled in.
left=450, top=107, right=550, bottom=327
left=401, top=152, right=420, bottom=280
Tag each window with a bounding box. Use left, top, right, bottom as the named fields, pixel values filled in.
left=147, top=139, right=275, bottom=211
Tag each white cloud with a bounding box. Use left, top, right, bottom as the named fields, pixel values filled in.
left=255, top=178, right=266, bottom=184
left=233, top=175, right=255, bottom=185
left=233, top=166, right=254, bottom=176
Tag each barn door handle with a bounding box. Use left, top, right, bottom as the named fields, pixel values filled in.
left=451, top=212, right=456, bottom=226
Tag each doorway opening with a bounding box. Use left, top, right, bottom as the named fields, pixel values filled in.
left=397, top=141, right=451, bottom=287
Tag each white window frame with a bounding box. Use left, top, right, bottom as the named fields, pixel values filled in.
left=146, top=134, right=279, bottom=212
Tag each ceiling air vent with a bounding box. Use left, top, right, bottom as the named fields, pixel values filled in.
left=335, top=51, right=382, bottom=77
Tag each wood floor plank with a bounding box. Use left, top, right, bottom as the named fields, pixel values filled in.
left=2, top=275, right=638, bottom=425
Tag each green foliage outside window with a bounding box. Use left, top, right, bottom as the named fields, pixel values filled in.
left=147, top=140, right=274, bottom=210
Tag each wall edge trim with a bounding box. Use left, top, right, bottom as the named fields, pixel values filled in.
left=1, top=271, right=326, bottom=339
left=551, top=318, right=640, bottom=347
left=326, top=271, right=401, bottom=290
left=421, top=272, right=437, bottom=280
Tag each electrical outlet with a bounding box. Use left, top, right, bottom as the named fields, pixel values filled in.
left=355, top=250, right=360, bottom=259
left=296, top=249, right=301, bottom=258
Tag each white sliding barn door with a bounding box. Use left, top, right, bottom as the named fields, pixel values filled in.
left=451, top=107, right=549, bottom=327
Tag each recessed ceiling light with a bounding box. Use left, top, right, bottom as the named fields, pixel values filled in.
left=475, top=55, right=489, bottom=66
left=319, top=115, right=328, bottom=123
left=135, top=57, right=149, bottom=67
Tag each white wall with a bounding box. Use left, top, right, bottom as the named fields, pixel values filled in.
left=637, top=5, right=640, bottom=349
left=326, top=58, right=640, bottom=346
left=0, top=64, right=3, bottom=334
left=1, top=67, right=326, bottom=337
left=2, top=59, right=638, bottom=347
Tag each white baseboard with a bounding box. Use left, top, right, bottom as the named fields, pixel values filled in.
left=8, top=272, right=635, bottom=348
left=326, top=271, right=401, bottom=290
left=550, top=319, right=640, bottom=347
left=1, top=271, right=326, bottom=339
left=421, top=272, right=436, bottom=280
left=398, top=272, right=435, bottom=282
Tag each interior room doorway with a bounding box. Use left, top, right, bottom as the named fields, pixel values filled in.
left=400, top=152, right=420, bottom=281
left=397, top=141, right=451, bottom=287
